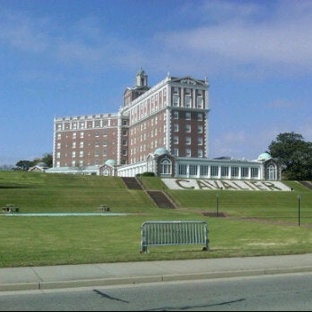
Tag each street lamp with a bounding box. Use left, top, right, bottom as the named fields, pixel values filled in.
left=216, top=193, right=219, bottom=217
left=297, top=195, right=301, bottom=227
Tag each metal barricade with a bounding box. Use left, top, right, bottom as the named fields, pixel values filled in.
left=140, top=221, right=209, bottom=253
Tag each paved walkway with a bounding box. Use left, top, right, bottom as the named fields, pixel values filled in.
left=1, top=253, right=312, bottom=292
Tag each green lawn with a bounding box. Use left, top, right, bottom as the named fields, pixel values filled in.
left=0, top=172, right=311, bottom=268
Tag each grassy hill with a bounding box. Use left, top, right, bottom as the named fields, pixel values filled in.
left=0, top=171, right=311, bottom=268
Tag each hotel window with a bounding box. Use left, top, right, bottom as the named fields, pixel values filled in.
left=221, top=166, right=229, bottom=177
left=123, top=150, right=127, bottom=156
left=211, top=166, right=219, bottom=177
left=122, top=129, right=127, bottom=135
left=198, top=137, right=203, bottom=145
left=197, top=125, right=203, bottom=133
left=173, top=148, right=179, bottom=156
left=80, top=132, right=84, bottom=138
left=57, top=143, right=61, bottom=149
left=185, top=124, right=191, bottom=133
left=95, top=141, right=99, bottom=147
left=72, top=151, right=76, bottom=158
left=103, top=130, right=107, bottom=136
left=267, top=164, right=276, bottom=180
left=251, top=167, right=259, bottom=178
left=57, top=124, right=62, bottom=130
left=231, top=166, right=239, bottom=177
left=197, top=149, right=203, bottom=157
left=197, top=96, right=203, bottom=108
left=241, top=167, right=249, bottom=178
left=95, top=150, right=99, bottom=157
left=122, top=139, right=127, bottom=146
left=200, top=165, right=209, bottom=176
left=185, top=137, right=191, bottom=145
left=173, top=95, right=179, bottom=107
left=56, top=161, right=60, bottom=167
left=185, top=148, right=191, bottom=157
left=161, top=159, right=171, bottom=175
left=189, top=165, right=197, bottom=176
left=79, top=151, right=84, bottom=157
left=72, top=132, right=76, bottom=139
left=173, top=111, right=179, bottom=119
left=71, top=160, right=76, bottom=167
left=103, top=140, right=107, bottom=146
left=57, top=133, right=61, bottom=139
left=185, top=112, right=191, bottom=120
left=56, top=152, right=60, bottom=159
left=72, top=142, right=76, bottom=148
left=79, top=122, right=85, bottom=129
left=95, top=131, right=99, bottom=137
left=173, top=124, right=179, bottom=132
left=178, top=164, right=187, bottom=175
left=122, top=119, right=127, bottom=126
left=173, top=136, right=179, bottom=144
left=79, top=142, right=84, bottom=148
left=197, top=113, right=203, bottom=121
left=72, top=123, right=77, bottom=129
left=185, top=96, right=191, bottom=108
left=103, top=149, right=107, bottom=156
left=103, top=121, right=107, bottom=127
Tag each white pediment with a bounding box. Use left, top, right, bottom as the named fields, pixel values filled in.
left=171, top=76, right=206, bottom=86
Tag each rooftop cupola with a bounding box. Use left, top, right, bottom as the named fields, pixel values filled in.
left=135, top=68, right=148, bottom=88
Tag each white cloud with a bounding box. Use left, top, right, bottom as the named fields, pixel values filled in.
left=151, top=0, right=312, bottom=78
left=0, top=11, right=49, bottom=53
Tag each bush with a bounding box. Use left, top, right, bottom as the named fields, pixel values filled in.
left=136, top=172, right=155, bottom=177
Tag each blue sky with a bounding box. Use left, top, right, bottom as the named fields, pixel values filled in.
left=1, top=0, right=312, bottom=165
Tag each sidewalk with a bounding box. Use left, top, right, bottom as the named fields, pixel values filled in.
left=1, top=253, right=312, bottom=292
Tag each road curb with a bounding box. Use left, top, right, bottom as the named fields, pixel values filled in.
left=2, top=266, right=312, bottom=292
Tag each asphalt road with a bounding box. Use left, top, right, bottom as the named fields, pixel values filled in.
left=1, top=272, right=312, bottom=311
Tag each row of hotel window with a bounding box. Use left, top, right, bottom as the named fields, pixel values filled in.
left=55, top=111, right=205, bottom=132
left=56, top=124, right=204, bottom=140
left=56, top=136, right=204, bottom=149
left=179, top=165, right=259, bottom=177
left=55, top=148, right=205, bottom=159
left=55, top=119, right=119, bottom=131
left=161, top=163, right=277, bottom=180
left=129, top=96, right=204, bottom=122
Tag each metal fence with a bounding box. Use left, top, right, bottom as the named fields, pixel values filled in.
left=140, top=221, right=209, bottom=253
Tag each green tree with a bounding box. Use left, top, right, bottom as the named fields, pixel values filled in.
left=41, top=153, right=53, bottom=168
left=268, top=132, right=312, bottom=180
left=15, top=160, right=35, bottom=170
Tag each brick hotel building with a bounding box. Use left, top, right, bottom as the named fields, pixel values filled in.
left=48, top=69, right=281, bottom=180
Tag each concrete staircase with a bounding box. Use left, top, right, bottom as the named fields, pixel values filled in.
left=121, top=177, right=176, bottom=209
left=299, top=181, right=312, bottom=191
left=146, top=190, right=176, bottom=209
left=121, top=177, right=143, bottom=190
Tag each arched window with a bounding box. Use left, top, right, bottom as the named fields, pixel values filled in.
left=267, top=164, right=276, bottom=180
left=103, top=168, right=109, bottom=176
left=161, top=159, right=171, bottom=175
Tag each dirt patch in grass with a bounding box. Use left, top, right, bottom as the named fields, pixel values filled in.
left=202, top=212, right=227, bottom=218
